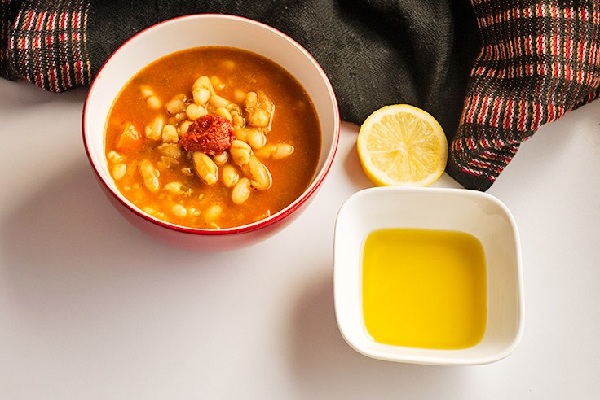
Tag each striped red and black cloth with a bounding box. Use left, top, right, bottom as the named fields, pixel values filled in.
left=448, top=0, right=600, bottom=189
left=0, top=0, right=91, bottom=90
left=2, top=0, right=599, bottom=191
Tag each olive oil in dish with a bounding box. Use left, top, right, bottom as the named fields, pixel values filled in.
left=362, top=228, right=487, bottom=350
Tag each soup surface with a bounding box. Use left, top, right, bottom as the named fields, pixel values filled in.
left=362, top=228, right=487, bottom=350
left=105, top=46, right=321, bottom=229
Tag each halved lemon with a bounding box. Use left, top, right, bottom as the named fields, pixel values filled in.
left=357, top=104, right=448, bottom=187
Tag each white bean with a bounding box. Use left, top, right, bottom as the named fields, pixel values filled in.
left=209, top=93, right=230, bottom=108
left=247, top=129, right=267, bottom=149
left=172, top=203, right=188, bottom=217
left=179, top=120, right=193, bottom=134
left=147, top=95, right=161, bottom=110
left=234, top=89, right=246, bottom=104
left=186, top=103, right=206, bottom=120
left=248, top=108, right=270, bottom=128
left=234, top=128, right=250, bottom=142
left=111, top=163, right=127, bottom=180
left=213, top=152, right=229, bottom=165
left=139, top=84, right=154, bottom=99
left=192, top=76, right=212, bottom=92
left=192, top=152, right=218, bottom=185
left=210, top=76, right=225, bottom=90
left=161, top=124, right=179, bottom=143
left=204, top=204, right=223, bottom=223
left=231, top=177, right=251, bottom=204
left=273, top=143, right=294, bottom=159
left=192, top=87, right=211, bottom=105
left=215, top=106, right=233, bottom=122
left=248, top=156, right=272, bottom=190
left=232, top=112, right=245, bottom=129
left=157, top=143, right=183, bottom=159
left=139, top=159, right=160, bottom=192
left=165, top=94, right=187, bottom=114
left=164, top=181, right=184, bottom=194
left=245, top=91, right=258, bottom=109
left=145, top=116, right=165, bottom=140
left=230, top=140, right=252, bottom=166
left=107, top=150, right=124, bottom=164
left=221, top=164, right=240, bottom=188
left=142, top=206, right=164, bottom=219
left=255, top=143, right=294, bottom=159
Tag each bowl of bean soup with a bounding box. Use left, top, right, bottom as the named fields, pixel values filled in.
left=83, top=14, right=340, bottom=250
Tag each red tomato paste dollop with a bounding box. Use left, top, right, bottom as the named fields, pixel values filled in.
left=179, top=115, right=235, bottom=155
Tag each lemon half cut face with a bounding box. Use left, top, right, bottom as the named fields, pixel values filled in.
left=357, top=104, right=448, bottom=187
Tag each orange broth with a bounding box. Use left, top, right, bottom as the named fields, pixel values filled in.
left=104, top=47, right=321, bottom=229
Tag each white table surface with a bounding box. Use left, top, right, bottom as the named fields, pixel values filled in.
left=1, top=78, right=599, bottom=399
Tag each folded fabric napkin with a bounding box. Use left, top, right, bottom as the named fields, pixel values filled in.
left=2, top=0, right=599, bottom=190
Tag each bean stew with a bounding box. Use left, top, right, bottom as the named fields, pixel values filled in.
left=104, top=46, right=322, bottom=229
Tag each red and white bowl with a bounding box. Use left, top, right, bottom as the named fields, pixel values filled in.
left=83, top=14, right=340, bottom=250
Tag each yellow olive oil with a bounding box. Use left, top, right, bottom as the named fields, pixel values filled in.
left=362, top=228, right=487, bottom=349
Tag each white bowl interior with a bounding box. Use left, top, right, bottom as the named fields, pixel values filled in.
left=84, top=14, right=339, bottom=231
left=334, top=187, right=523, bottom=365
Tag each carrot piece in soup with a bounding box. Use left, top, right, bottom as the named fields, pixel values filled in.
left=117, top=122, right=143, bottom=152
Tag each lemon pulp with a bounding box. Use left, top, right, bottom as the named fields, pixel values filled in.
left=357, top=104, right=448, bottom=187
